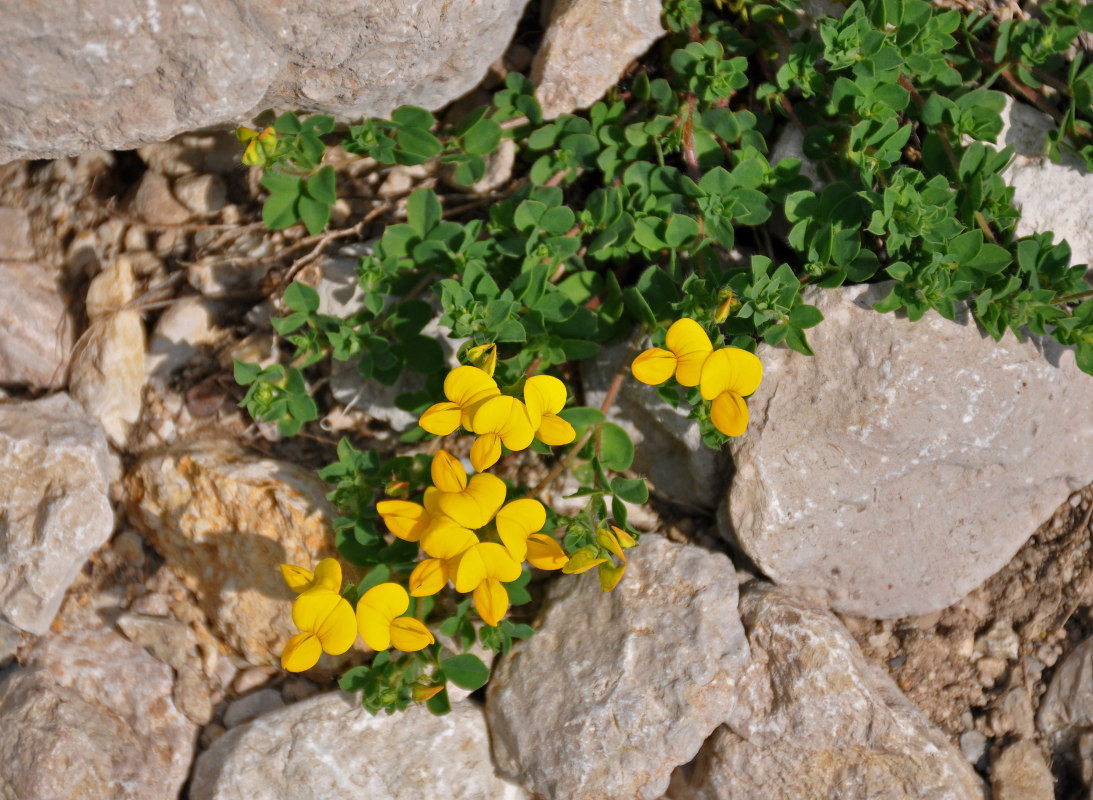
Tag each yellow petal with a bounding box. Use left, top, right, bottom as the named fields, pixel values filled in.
left=292, top=589, right=347, bottom=635
left=709, top=391, right=750, bottom=437
left=311, top=558, right=343, bottom=593
left=390, top=617, right=436, bottom=651
left=562, top=547, right=608, bottom=574
left=280, top=563, right=315, bottom=594
left=356, top=582, right=410, bottom=651
left=477, top=541, right=523, bottom=582
left=420, top=519, right=478, bottom=560
left=436, top=473, right=507, bottom=530
left=524, top=374, right=568, bottom=420
left=596, top=529, right=626, bottom=563
left=470, top=433, right=503, bottom=472
left=314, top=595, right=357, bottom=655
left=453, top=546, right=488, bottom=593
left=526, top=534, right=569, bottom=570
left=430, top=450, right=467, bottom=493
left=420, top=401, right=462, bottom=435
left=472, top=395, right=516, bottom=434
left=699, top=347, right=763, bottom=401
left=281, top=631, right=322, bottom=672
left=466, top=343, right=497, bottom=377
left=444, top=365, right=499, bottom=406
left=376, top=500, right=431, bottom=542
left=611, top=525, right=638, bottom=549
left=598, top=561, right=627, bottom=591
left=536, top=414, right=576, bottom=446
left=631, top=348, right=676, bottom=385
left=499, top=402, right=535, bottom=452
left=357, top=613, right=391, bottom=652
left=473, top=578, right=509, bottom=627
left=409, top=558, right=448, bottom=597
left=665, top=319, right=713, bottom=387
left=495, top=498, right=546, bottom=561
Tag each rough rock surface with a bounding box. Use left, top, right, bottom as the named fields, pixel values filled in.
left=532, top=0, right=665, bottom=119
left=0, top=261, right=74, bottom=389
left=989, top=740, right=1055, bottom=800
left=997, top=96, right=1093, bottom=269
left=486, top=534, right=749, bottom=800
left=726, top=282, right=1093, bottom=617
left=146, top=296, right=222, bottom=384
left=190, top=692, right=525, bottom=799
left=670, top=583, right=987, bottom=799
left=0, top=0, right=528, bottom=163
left=1037, top=634, right=1093, bottom=777
left=70, top=310, right=147, bottom=447
left=0, top=629, right=195, bottom=800
left=0, top=394, right=117, bottom=635
left=124, top=443, right=348, bottom=666
left=583, top=342, right=722, bottom=509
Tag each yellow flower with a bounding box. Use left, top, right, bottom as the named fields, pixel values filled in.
left=355, top=583, right=435, bottom=652
left=494, top=497, right=547, bottom=561
left=375, top=499, right=434, bottom=542
left=465, top=342, right=498, bottom=377
left=419, top=366, right=500, bottom=436
left=410, top=519, right=480, bottom=597
left=523, top=375, right=576, bottom=446
left=280, top=557, right=342, bottom=595
left=422, top=450, right=507, bottom=530
left=699, top=347, right=762, bottom=437
left=237, top=126, right=278, bottom=167
left=281, top=587, right=357, bottom=672
left=468, top=395, right=535, bottom=471
left=598, top=562, right=627, bottom=591
left=631, top=318, right=713, bottom=387
left=562, top=546, right=609, bottom=574
left=452, top=542, right=523, bottom=627
left=526, top=534, right=569, bottom=570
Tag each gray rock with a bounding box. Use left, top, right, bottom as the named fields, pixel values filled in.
left=990, top=740, right=1054, bottom=800
left=997, top=96, right=1093, bottom=269
left=222, top=687, right=284, bottom=728
left=0, top=394, right=117, bottom=635
left=0, top=629, right=195, bottom=800
left=190, top=693, right=525, bottom=799
left=115, top=611, right=193, bottom=670
left=174, top=663, right=215, bottom=725
left=146, top=296, right=222, bottom=384
left=174, top=173, right=228, bottom=217
left=1037, top=635, right=1093, bottom=774
left=0, top=261, right=74, bottom=389
left=670, top=583, right=987, bottom=800
left=532, top=0, right=665, bottom=119
left=0, top=0, right=528, bottom=163
left=133, top=169, right=192, bottom=226
left=726, top=282, right=1093, bottom=618
left=70, top=309, right=147, bottom=447
left=583, top=341, right=722, bottom=509
left=138, top=132, right=242, bottom=177
left=124, top=443, right=349, bottom=667
left=0, top=207, right=34, bottom=260
left=486, top=535, right=749, bottom=800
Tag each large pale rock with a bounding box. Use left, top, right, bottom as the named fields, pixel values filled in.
left=0, top=394, right=117, bottom=635
left=989, top=740, right=1054, bottom=800
left=190, top=692, right=525, bottom=799
left=70, top=310, right=147, bottom=447
left=583, top=342, right=721, bottom=509
left=486, top=534, right=749, bottom=800
left=726, top=282, right=1093, bottom=617
left=0, top=0, right=528, bottom=163
left=124, top=443, right=347, bottom=666
left=671, top=583, right=987, bottom=800
left=0, top=261, right=74, bottom=389
left=0, top=629, right=195, bottom=800
left=997, top=96, right=1093, bottom=269
left=532, top=0, right=665, bottom=119
left=1036, top=635, right=1093, bottom=780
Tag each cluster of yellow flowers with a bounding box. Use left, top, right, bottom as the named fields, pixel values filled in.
left=280, top=356, right=638, bottom=672
left=631, top=318, right=762, bottom=437
left=279, top=558, right=434, bottom=672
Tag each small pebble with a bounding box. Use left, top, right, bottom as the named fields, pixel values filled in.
left=222, top=688, right=284, bottom=728
left=977, top=656, right=1007, bottom=687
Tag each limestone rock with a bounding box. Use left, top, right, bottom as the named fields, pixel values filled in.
left=0, top=0, right=528, bottom=163
left=85, top=254, right=138, bottom=320
left=0, top=206, right=34, bottom=260
left=133, top=169, right=192, bottom=226
left=726, top=282, right=1093, bottom=617
left=174, top=173, right=228, bottom=217
left=70, top=309, right=147, bottom=447
left=0, top=394, right=117, bottom=635
left=190, top=692, right=525, bottom=799
left=486, top=535, right=749, bottom=800
left=1036, top=635, right=1093, bottom=779
left=222, top=688, right=284, bottom=728
left=124, top=443, right=348, bottom=666
left=115, top=611, right=194, bottom=671
left=989, top=740, right=1054, bottom=800
left=146, top=296, right=223, bottom=384
left=583, top=342, right=722, bottom=509
left=0, top=629, right=195, bottom=800
left=670, top=583, right=987, bottom=800
left=0, top=261, right=74, bottom=389
left=532, top=0, right=665, bottom=119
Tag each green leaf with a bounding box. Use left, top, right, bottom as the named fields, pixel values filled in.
left=298, top=195, right=330, bottom=235
left=441, top=654, right=491, bottom=691
left=406, top=188, right=442, bottom=235
left=611, top=476, right=649, bottom=504
left=426, top=687, right=451, bottom=716
left=306, top=166, right=337, bottom=204
left=463, top=118, right=503, bottom=155
left=357, top=564, right=391, bottom=594
left=392, top=105, right=435, bottom=128
left=598, top=422, right=634, bottom=472
left=283, top=281, right=320, bottom=313
left=559, top=406, right=606, bottom=427
left=273, top=113, right=302, bottom=134
left=233, top=360, right=261, bottom=385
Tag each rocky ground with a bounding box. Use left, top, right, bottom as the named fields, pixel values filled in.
left=2, top=6, right=1093, bottom=800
